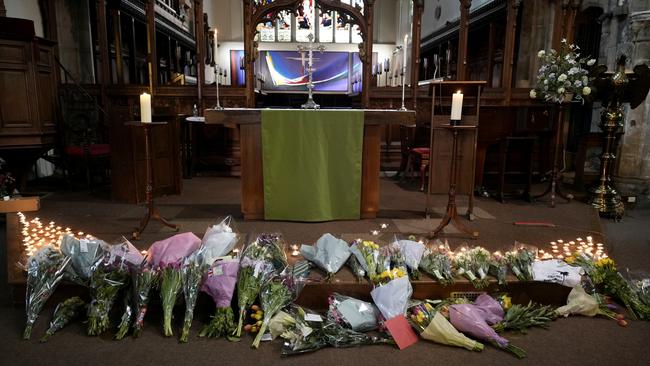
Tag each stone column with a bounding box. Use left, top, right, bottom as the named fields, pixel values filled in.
left=614, top=7, right=650, bottom=205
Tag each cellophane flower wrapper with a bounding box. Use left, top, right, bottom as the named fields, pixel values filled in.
left=199, top=258, right=240, bottom=338
left=627, top=270, right=650, bottom=307
left=327, top=293, right=380, bottom=332
left=179, top=248, right=211, bottom=343
left=346, top=254, right=366, bottom=283
left=300, top=233, right=351, bottom=281
left=489, top=251, right=509, bottom=286
left=200, top=216, right=239, bottom=267
left=393, top=238, right=426, bottom=280
left=350, top=240, right=380, bottom=281
left=454, top=248, right=480, bottom=287
left=407, top=302, right=483, bottom=352
left=277, top=306, right=327, bottom=356
left=371, top=275, right=413, bottom=320
left=22, top=246, right=71, bottom=340
left=506, top=242, right=537, bottom=281
left=234, top=234, right=287, bottom=337
left=469, top=247, right=491, bottom=288
left=278, top=306, right=393, bottom=357
left=252, top=275, right=294, bottom=348
left=112, top=237, right=146, bottom=340
left=419, top=247, right=455, bottom=286
left=449, top=303, right=526, bottom=358
left=473, top=293, right=504, bottom=325
left=556, top=286, right=600, bottom=317
left=40, top=296, right=85, bottom=342
left=148, top=232, right=201, bottom=337
left=87, top=252, right=129, bottom=336
left=60, top=234, right=107, bottom=285
left=131, top=263, right=157, bottom=337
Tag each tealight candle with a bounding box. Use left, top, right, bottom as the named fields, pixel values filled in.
left=371, top=230, right=379, bottom=236
left=380, top=223, right=388, bottom=229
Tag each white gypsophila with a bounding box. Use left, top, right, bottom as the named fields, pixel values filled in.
left=587, top=59, right=596, bottom=66
left=582, top=86, right=591, bottom=96
left=530, top=90, right=537, bottom=98
left=558, top=74, right=567, bottom=82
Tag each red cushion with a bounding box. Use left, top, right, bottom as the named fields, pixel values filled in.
left=411, top=147, right=430, bottom=154
left=65, top=144, right=110, bottom=157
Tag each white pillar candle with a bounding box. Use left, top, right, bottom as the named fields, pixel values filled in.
left=140, top=92, right=151, bottom=123
left=213, top=28, right=218, bottom=65
left=451, top=90, right=463, bottom=121
left=403, top=34, right=408, bottom=70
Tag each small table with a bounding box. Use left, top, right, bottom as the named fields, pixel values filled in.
left=430, top=125, right=479, bottom=239
left=125, top=121, right=179, bottom=239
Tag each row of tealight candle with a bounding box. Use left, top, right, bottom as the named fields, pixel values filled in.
left=18, top=212, right=93, bottom=258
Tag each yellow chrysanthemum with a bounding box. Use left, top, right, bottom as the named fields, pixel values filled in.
left=565, top=256, right=576, bottom=264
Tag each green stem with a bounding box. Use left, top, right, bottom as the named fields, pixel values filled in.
left=251, top=322, right=267, bottom=348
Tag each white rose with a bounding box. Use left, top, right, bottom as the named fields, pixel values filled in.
left=582, top=76, right=589, bottom=83
left=582, top=86, right=591, bottom=96
left=558, top=74, right=567, bottom=82
left=587, top=59, right=596, bottom=66
left=561, top=38, right=567, bottom=44
left=558, top=87, right=565, bottom=94
left=538, top=50, right=545, bottom=57
left=544, top=79, right=549, bottom=85
left=574, top=80, right=582, bottom=87
left=529, top=90, right=537, bottom=99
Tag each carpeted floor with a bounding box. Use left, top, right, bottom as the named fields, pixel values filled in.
left=1, top=177, right=649, bottom=366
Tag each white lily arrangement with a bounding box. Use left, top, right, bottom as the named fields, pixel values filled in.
left=530, top=39, right=596, bottom=104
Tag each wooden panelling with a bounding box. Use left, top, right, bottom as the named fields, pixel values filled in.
left=0, top=43, right=27, bottom=64
left=0, top=70, right=32, bottom=128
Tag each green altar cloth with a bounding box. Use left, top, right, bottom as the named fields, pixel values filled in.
left=261, top=109, right=364, bottom=221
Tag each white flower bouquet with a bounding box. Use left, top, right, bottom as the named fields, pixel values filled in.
left=530, top=39, right=595, bottom=104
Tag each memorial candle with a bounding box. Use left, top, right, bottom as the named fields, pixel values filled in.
left=213, top=29, right=218, bottom=65
left=450, top=90, right=463, bottom=123
left=140, top=92, right=151, bottom=123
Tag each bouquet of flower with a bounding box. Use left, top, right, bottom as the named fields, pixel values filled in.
left=449, top=302, right=526, bottom=358
left=573, top=255, right=650, bottom=320
left=22, top=246, right=71, bottom=340
left=87, top=252, right=130, bottom=336
left=505, top=243, right=536, bottom=281
left=530, top=38, right=595, bottom=104
left=493, top=301, right=557, bottom=333
left=327, top=293, right=380, bottom=332
left=489, top=251, right=508, bottom=286
left=148, top=232, right=202, bottom=336
left=200, top=216, right=240, bottom=266
left=274, top=306, right=393, bottom=356
left=251, top=276, right=294, bottom=348
left=40, top=296, right=86, bottom=342
left=408, top=302, right=484, bottom=352
left=60, top=234, right=107, bottom=285
left=111, top=238, right=147, bottom=340
left=300, top=233, right=351, bottom=281
left=420, top=247, right=455, bottom=286
left=370, top=270, right=418, bottom=349
left=130, top=262, right=157, bottom=337
left=454, top=247, right=490, bottom=289
left=394, top=238, right=426, bottom=280
left=179, top=250, right=208, bottom=343
left=627, top=270, right=650, bottom=307
left=234, top=234, right=288, bottom=337
left=199, top=258, right=240, bottom=338
left=346, top=254, right=366, bottom=283
left=349, top=240, right=380, bottom=281
left=473, top=293, right=505, bottom=325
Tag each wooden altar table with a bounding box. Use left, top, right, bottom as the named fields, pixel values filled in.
left=204, top=108, right=416, bottom=220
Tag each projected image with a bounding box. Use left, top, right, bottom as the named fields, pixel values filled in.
left=230, top=50, right=245, bottom=87
left=260, top=51, right=352, bottom=92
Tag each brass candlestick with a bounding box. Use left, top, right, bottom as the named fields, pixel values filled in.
left=589, top=56, right=650, bottom=219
